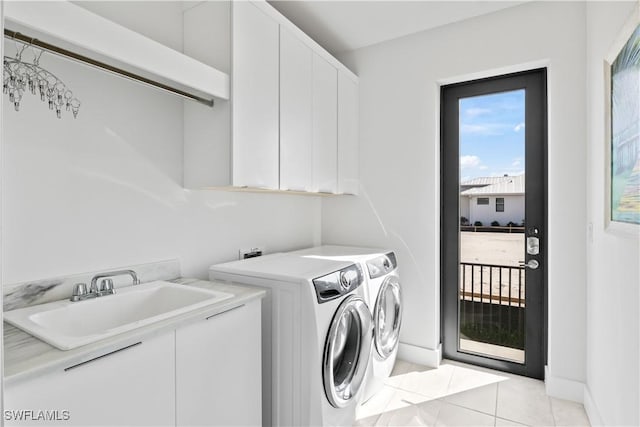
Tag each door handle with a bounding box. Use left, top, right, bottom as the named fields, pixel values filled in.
left=519, top=259, right=540, bottom=270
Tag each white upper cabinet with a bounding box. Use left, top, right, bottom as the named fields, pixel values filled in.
left=338, top=71, right=360, bottom=195
left=183, top=0, right=358, bottom=194
left=232, top=1, right=280, bottom=189
left=312, top=54, right=339, bottom=193
left=279, top=29, right=313, bottom=192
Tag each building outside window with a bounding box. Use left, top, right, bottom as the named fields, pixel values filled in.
left=459, top=175, right=524, bottom=225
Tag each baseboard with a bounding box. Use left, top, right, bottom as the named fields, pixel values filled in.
left=544, top=365, right=585, bottom=403
left=583, top=387, right=605, bottom=427
left=397, top=342, right=442, bottom=368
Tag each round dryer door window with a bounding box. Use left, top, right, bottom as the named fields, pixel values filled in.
left=323, top=295, right=373, bottom=408
left=374, top=276, right=402, bottom=358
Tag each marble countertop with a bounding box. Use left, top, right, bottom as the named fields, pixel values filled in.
left=3, top=278, right=266, bottom=386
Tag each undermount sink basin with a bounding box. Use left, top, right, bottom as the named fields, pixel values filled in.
left=4, top=281, right=233, bottom=350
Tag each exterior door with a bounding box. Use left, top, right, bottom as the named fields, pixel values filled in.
left=441, top=69, right=547, bottom=378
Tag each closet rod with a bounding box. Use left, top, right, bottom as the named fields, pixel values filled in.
left=4, top=29, right=215, bottom=107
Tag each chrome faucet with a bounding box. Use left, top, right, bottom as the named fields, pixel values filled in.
left=70, top=269, right=140, bottom=302
left=90, top=269, right=140, bottom=291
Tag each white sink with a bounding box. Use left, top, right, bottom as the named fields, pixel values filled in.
left=4, top=281, right=233, bottom=350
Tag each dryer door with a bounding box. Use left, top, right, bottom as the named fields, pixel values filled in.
left=323, top=295, right=373, bottom=408
left=374, top=275, right=402, bottom=358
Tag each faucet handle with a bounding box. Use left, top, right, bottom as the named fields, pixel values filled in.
left=100, top=278, right=115, bottom=294
left=70, top=283, right=88, bottom=301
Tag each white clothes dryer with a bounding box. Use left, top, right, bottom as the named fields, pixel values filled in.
left=290, top=246, right=403, bottom=403
left=209, top=253, right=373, bottom=427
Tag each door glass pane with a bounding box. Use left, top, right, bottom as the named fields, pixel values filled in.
left=458, top=89, right=526, bottom=363
left=332, top=310, right=360, bottom=388
left=375, top=277, right=401, bottom=358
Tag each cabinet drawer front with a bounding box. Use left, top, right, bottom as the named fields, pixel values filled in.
left=176, top=300, right=261, bottom=426
left=4, top=334, right=175, bottom=427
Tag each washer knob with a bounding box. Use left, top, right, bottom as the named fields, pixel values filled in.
left=340, top=270, right=357, bottom=289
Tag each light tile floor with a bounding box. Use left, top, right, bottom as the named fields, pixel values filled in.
left=355, top=359, right=591, bottom=427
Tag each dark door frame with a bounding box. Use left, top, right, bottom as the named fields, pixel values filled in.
left=440, top=68, right=548, bottom=379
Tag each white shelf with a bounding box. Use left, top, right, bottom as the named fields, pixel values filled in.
left=4, top=1, right=229, bottom=103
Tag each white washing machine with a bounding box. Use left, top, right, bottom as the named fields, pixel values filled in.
left=289, top=246, right=403, bottom=403
left=209, top=253, right=373, bottom=427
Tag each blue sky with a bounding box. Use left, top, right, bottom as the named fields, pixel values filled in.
left=459, top=89, right=525, bottom=182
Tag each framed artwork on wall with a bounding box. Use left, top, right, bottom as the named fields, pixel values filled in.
left=605, top=4, right=640, bottom=233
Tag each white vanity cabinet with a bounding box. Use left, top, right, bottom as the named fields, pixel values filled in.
left=4, top=299, right=262, bottom=427
left=176, top=300, right=261, bottom=426
left=4, top=333, right=176, bottom=426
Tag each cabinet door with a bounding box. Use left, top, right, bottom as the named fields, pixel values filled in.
left=312, top=54, right=338, bottom=193
left=337, top=71, right=359, bottom=195
left=183, top=1, right=231, bottom=188
left=232, top=2, right=279, bottom=189
left=4, top=334, right=175, bottom=427
left=176, top=301, right=261, bottom=426
left=279, top=28, right=313, bottom=191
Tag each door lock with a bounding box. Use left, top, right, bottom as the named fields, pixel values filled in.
left=527, top=236, right=540, bottom=255
left=519, top=259, right=540, bottom=270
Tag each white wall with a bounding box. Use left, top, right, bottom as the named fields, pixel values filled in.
left=460, top=196, right=469, bottom=223
left=1, top=2, right=321, bottom=285
left=585, top=2, right=639, bottom=425
left=323, top=1, right=588, bottom=387
left=467, top=195, right=524, bottom=226
left=1, top=0, right=5, bottom=414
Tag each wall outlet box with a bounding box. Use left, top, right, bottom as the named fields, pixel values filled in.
left=239, top=247, right=263, bottom=260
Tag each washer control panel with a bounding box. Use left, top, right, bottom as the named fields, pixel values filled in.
left=366, top=252, right=397, bottom=279
left=313, top=264, right=363, bottom=304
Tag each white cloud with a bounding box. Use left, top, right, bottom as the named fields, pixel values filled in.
left=514, top=122, right=525, bottom=132
left=465, top=108, right=492, bottom=118
left=511, top=158, right=522, bottom=167
left=460, top=155, right=481, bottom=169
left=479, top=165, right=489, bottom=170
left=461, top=123, right=512, bottom=136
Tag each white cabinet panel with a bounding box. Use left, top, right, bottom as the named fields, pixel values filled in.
left=176, top=301, right=261, bottom=427
left=183, top=1, right=231, bottom=188
left=312, top=54, right=338, bottom=193
left=337, top=72, right=359, bottom=195
left=279, top=28, right=313, bottom=191
left=4, top=334, right=175, bottom=426
left=232, top=2, right=280, bottom=189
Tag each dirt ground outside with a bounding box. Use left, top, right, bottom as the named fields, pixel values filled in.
left=460, top=231, right=526, bottom=302
left=460, top=231, right=524, bottom=266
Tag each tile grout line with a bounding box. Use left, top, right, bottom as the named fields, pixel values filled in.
left=495, top=380, right=500, bottom=417
left=549, top=397, right=558, bottom=427
left=437, top=396, right=499, bottom=419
